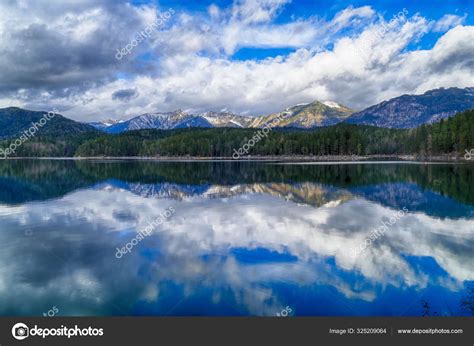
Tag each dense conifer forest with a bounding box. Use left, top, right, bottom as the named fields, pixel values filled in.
left=1, top=109, right=472, bottom=158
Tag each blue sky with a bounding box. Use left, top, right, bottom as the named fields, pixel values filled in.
left=151, top=0, right=473, bottom=58
left=0, top=0, right=472, bottom=120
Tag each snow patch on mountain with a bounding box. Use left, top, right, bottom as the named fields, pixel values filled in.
left=322, top=101, right=341, bottom=108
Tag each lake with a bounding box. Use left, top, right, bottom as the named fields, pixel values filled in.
left=0, top=159, right=473, bottom=316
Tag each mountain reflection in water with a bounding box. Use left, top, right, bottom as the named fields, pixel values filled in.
left=0, top=160, right=472, bottom=316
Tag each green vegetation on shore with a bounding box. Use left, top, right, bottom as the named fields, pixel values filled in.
left=1, top=109, right=473, bottom=158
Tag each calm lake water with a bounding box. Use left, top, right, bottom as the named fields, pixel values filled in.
left=0, top=159, right=473, bottom=316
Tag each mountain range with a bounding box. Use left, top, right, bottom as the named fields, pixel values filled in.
left=89, top=100, right=356, bottom=133
left=1, top=87, right=473, bottom=139
left=346, top=87, right=474, bottom=128
left=89, top=87, right=474, bottom=133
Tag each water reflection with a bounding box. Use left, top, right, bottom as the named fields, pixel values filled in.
left=0, top=160, right=472, bottom=316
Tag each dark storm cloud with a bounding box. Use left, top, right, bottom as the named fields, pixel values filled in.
left=112, top=88, right=138, bottom=101
left=0, top=0, right=156, bottom=96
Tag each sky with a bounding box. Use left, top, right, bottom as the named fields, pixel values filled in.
left=0, top=0, right=472, bottom=121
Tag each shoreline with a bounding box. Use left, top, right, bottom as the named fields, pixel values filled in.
left=2, top=154, right=470, bottom=162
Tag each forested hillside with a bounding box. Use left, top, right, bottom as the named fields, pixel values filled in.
left=1, top=109, right=472, bottom=158
left=75, top=109, right=474, bottom=157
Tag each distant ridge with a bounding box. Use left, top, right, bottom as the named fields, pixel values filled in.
left=89, top=100, right=354, bottom=133
left=248, top=100, right=353, bottom=128
left=0, top=107, right=97, bottom=139
left=2, top=87, right=474, bottom=137
left=89, top=87, right=474, bottom=132
left=345, top=87, right=474, bottom=128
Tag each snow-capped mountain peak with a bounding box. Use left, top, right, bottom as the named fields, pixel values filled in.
left=322, top=101, right=341, bottom=108
left=200, top=111, right=253, bottom=128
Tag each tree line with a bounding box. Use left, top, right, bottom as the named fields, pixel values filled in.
left=1, top=109, right=473, bottom=158
left=76, top=109, right=474, bottom=157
